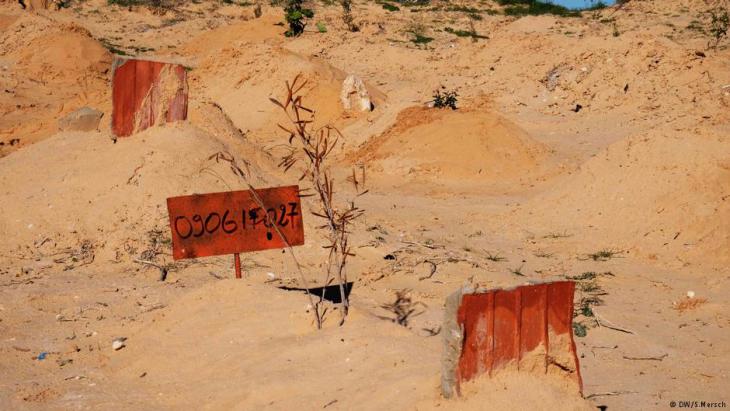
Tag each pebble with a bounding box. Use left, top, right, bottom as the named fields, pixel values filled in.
left=112, top=338, right=126, bottom=351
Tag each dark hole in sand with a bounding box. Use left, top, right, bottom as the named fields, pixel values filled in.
left=278, top=282, right=354, bottom=304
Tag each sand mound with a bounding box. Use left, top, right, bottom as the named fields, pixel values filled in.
left=10, top=26, right=109, bottom=81
left=350, top=106, right=548, bottom=188
left=180, top=17, right=385, bottom=147
left=516, top=126, right=729, bottom=268
left=90, top=279, right=588, bottom=410
left=102, top=280, right=440, bottom=409
left=195, top=46, right=383, bottom=145
left=0, top=14, right=111, bottom=156
left=0, top=123, right=278, bottom=263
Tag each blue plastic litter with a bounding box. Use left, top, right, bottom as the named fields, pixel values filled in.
left=37, top=352, right=47, bottom=360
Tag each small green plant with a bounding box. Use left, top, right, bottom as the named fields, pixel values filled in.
left=406, top=21, right=433, bottom=45
left=432, top=87, right=458, bottom=109
left=316, top=21, right=327, bottom=32
left=708, top=8, right=729, bottom=48
left=585, top=249, right=622, bottom=261
left=284, top=0, right=314, bottom=37
left=382, top=2, right=399, bottom=11
left=567, top=271, right=613, bottom=337
left=509, top=265, right=525, bottom=276
left=99, top=38, right=129, bottom=56
left=543, top=230, right=571, bottom=239
left=572, top=322, right=588, bottom=337
left=484, top=251, right=506, bottom=262
left=444, top=26, right=488, bottom=40
left=686, top=19, right=706, bottom=33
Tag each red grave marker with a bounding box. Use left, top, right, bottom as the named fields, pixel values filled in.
left=442, top=281, right=583, bottom=398
left=112, top=57, right=188, bottom=138
left=166, top=185, right=304, bottom=278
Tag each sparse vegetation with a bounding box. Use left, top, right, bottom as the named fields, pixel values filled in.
left=444, top=25, right=488, bottom=40
left=584, top=249, right=623, bottom=261
left=485, top=251, right=507, bottom=262
left=99, top=38, right=129, bottom=56
left=340, top=0, right=359, bottom=32
left=543, top=230, right=572, bottom=239
left=509, top=265, right=525, bottom=276
left=381, top=289, right=426, bottom=326
left=432, top=87, right=458, bottom=109
left=271, top=75, right=368, bottom=327
left=708, top=8, right=729, bottom=48
left=382, top=2, right=399, bottom=11
left=283, top=0, right=313, bottom=37
left=406, top=22, right=434, bottom=45
left=567, top=271, right=614, bottom=337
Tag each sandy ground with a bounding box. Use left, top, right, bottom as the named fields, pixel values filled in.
left=0, top=0, right=729, bottom=409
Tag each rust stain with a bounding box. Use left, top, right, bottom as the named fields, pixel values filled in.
left=166, top=185, right=304, bottom=260
left=455, top=281, right=582, bottom=394
left=112, top=59, right=188, bottom=137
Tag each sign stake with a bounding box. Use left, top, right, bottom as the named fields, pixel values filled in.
left=234, top=253, right=242, bottom=279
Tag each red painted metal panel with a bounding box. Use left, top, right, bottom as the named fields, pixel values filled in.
left=546, top=281, right=583, bottom=391
left=493, top=288, right=520, bottom=370
left=457, top=292, right=493, bottom=384
left=167, top=65, right=189, bottom=122
left=134, top=59, right=158, bottom=131
left=519, top=283, right=548, bottom=371
left=111, top=60, right=137, bottom=138
left=166, top=185, right=304, bottom=260
left=112, top=58, right=188, bottom=138
left=454, top=281, right=582, bottom=394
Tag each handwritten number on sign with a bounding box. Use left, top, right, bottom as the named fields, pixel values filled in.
left=174, top=204, right=301, bottom=240
left=222, top=210, right=237, bottom=234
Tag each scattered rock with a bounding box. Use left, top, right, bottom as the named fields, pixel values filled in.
left=542, top=64, right=568, bottom=91
left=58, top=107, right=103, bottom=132
left=340, top=74, right=373, bottom=112
left=112, top=337, right=127, bottom=351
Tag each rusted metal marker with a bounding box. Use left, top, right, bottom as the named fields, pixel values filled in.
left=166, top=185, right=304, bottom=278
left=112, top=57, right=188, bottom=138
left=441, top=281, right=582, bottom=398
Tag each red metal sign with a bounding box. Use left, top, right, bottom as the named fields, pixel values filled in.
left=442, top=281, right=582, bottom=397
left=166, top=186, right=304, bottom=261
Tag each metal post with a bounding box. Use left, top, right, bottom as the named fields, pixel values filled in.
left=234, top=253, right=242, bottom=279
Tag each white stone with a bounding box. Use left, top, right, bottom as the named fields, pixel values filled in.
left=112, top=338, right=126, bottom=351
left=340, top=75, right=373, bottom=112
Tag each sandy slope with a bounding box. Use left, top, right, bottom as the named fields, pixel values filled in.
left=0, top=0, right=729, bottom=409
left=0, top=12, right=110, bottom=156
